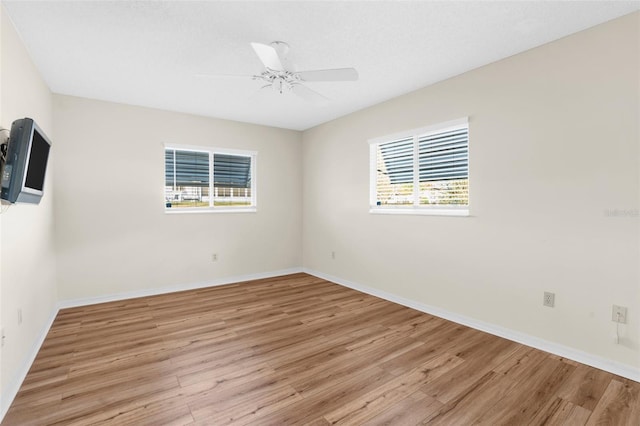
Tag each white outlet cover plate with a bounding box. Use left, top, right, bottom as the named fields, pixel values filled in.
left=612, top=305, right=627, bottom=323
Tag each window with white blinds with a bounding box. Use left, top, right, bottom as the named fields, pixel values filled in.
left=370, top=118, right=469, bottom=216
left=164, top=145, right=256, bottom=212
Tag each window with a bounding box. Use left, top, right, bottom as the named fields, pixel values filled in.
left=370, top=118, right=469, bottom=216
left=164, top=145, right=256, bottom=212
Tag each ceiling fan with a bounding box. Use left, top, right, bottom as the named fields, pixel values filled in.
left=203, top=41, right=359, bottom=104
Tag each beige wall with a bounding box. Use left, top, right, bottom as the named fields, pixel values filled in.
left=0, top=6, right=56, bottom=413
left=53, top=95, right=302, bottom=301
left=302, top=13, right=640, bottom=370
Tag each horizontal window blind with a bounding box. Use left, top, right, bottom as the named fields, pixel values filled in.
left=418, top=128, right=468, bottom=182
left=165, top=149, right=209, bottom=187
left=214, top=154, right=251, bottom=188
left=378, top=137, right=414, bottom=185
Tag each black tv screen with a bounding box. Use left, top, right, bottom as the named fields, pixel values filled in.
left=0, top=118, right=52, bottom=204
left=24, top=129, right=50, bottom=191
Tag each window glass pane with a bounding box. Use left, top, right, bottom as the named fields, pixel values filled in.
left=418, top=127, right=468, bottom=206
left=214, top=153, right=252, bottom=206
left=165, top=149, right=210, bottom=209
left=375, top=137, right=414, bottom=206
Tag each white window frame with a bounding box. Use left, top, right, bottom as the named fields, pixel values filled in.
left=369, top=118, right=469, bottom=217
left=164, top=143, right=257, bottom=214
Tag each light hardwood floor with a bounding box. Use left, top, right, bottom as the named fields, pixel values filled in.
left=3, top=273, right=639, bottom=425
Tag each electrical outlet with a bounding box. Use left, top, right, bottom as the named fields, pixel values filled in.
left=612, top=305, right=627, bottom=324
left=543, top=292, right=555, bottom=308
left=211, top=253, right=218, bottom=262
left=331, top=251, right=336, bottom=260
left=18, top=308, right=22, bottom=325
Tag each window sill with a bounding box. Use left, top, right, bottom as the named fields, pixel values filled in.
left=369, top=207, right=469, bottom=217
left=165, top=207, right=257, bottom=214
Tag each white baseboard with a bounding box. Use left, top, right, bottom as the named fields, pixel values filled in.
left=58, top=267, right=304, bottom=309
left=1, top=307, right=58, bottom=422
left=304, top=268, right=640, bottom=382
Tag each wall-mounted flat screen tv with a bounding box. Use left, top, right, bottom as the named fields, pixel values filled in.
left=1, top=118, right=52, bottom=204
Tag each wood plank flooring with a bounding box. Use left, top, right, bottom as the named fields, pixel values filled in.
left=3, top=273, right=639, bottom=425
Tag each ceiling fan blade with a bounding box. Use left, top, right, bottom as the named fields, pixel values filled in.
left=297, top=68, right=358, bottom=82
left=251, top=42, right=285, bottom=71
left=195, top=73, right=254, bottom=79
left=291, top=84, right=329, bottom=105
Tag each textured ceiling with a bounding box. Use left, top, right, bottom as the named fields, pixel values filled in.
left=3, top=1, right=639, bottom=130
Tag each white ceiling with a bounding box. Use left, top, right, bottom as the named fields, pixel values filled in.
left=3, top=1, right=639, bottom=131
